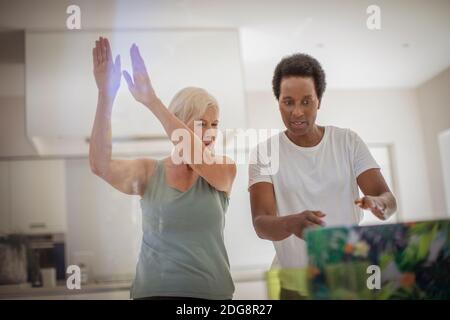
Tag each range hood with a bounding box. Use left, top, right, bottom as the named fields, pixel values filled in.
left=25, top=30, right=247, bottom=156
left=29, top=135, right=173, bottom=157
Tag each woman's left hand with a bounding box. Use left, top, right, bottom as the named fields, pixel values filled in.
left=123, top=44, right=159, bottom=107
left=93, top=37, right=121, bottom=98
left=355, top=196, right=387, bottom=220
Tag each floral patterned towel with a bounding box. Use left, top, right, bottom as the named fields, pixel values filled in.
left=266, top=220, right=450, bottom=300
left=305, top=220, right=450, bottom=299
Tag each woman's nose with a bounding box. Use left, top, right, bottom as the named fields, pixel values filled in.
left=292, top=105, right=305, bottom=117
left=204, top=128, right=217, bottom=139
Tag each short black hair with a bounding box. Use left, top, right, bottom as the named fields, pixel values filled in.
left=272, top=53, right=326, bottom=102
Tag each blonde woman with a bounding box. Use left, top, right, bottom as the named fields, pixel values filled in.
left=89, top=37, right=236, bottom=300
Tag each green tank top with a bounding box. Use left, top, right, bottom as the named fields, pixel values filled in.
left=130, top=159, right=235, bottom=299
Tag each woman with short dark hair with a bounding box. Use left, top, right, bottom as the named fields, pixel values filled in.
left=249, top=53, right=397, bottom=297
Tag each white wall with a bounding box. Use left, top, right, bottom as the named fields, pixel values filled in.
left=225, top=163, right=275, bottom=271
left=417, top=67, right=450, bottom=218
left=247, top=88, right=434, bottom=222
left=439, top=130, right=450, bottom=216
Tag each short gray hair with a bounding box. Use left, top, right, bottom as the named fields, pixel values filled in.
left=168, top=87, right=219, bottom=124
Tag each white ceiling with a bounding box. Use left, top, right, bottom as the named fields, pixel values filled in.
left=1, top=0, right=449, bottom=90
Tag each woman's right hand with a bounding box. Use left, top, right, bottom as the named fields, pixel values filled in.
left=283, top=210, right=326, bottom=239
left=93, top=37, right=121, bottom=97
left=122, top=44, right=159, bottom=107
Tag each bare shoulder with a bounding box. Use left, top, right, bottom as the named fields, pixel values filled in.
left=140, top=158, right=158, bottom=179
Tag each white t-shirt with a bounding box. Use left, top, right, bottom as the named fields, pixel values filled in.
left=248, top=126, right=380, bottom=268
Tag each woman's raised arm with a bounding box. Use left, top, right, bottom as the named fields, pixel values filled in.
left=89, top=37, right=156, bottom=196
left=122, top=44, right=236, bottom=195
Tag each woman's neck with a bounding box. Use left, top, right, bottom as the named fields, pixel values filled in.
left=165, top=157, right=194, bottom=172
left=286, top=125, right=325, bottom=147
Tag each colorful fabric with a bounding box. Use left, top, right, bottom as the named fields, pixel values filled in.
left=266, top=220, right=450, bottom=300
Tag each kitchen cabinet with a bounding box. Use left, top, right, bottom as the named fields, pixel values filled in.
left=0, top=161, right=10, bottom=234
left=9, top=160, right=67, bottom=234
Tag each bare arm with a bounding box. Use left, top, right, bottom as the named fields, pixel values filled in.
left=249, top=182, right=325, bottom=241
left=89, top=37, right=156, bottom=196
left=122, top=43, right=236, bottom=195
left=355, top=168, right=397, bottom=220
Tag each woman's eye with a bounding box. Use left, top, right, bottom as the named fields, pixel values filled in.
left=302, top=100, right=309, bottom=105
left=284, top=100, right=294, bottom=106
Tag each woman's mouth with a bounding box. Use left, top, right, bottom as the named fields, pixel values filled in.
left=290, top=120, right=308, bottom=129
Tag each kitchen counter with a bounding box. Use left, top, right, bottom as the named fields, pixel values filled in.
left=0, top=268, right=268, bottom=300
left=0, top=280, right=132, bottom=299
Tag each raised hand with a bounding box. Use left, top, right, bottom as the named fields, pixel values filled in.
left=355, top=196, right=387, bottom=220
left=92, top=37, right=121, bottom=97
left=123, top=44, right=158, bottom=106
